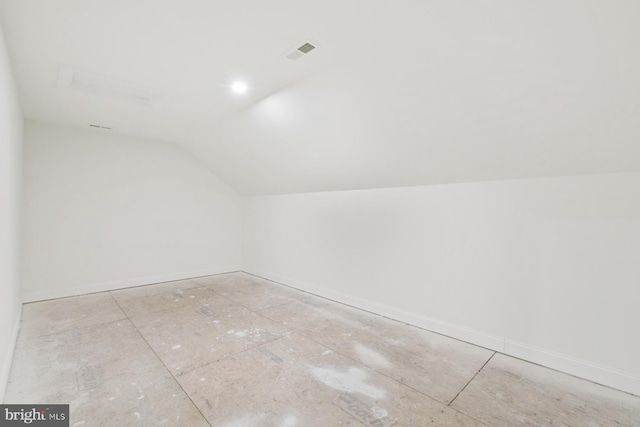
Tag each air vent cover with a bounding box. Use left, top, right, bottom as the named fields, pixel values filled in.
left=286, top=41, right=317, bottom=60
left=297, top=43, right=315, bottom=54
left=89, top=124, right=112, bottom=130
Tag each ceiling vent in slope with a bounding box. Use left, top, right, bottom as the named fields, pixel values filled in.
left=57, top=66, right=167, bottom=107
left=89, top=124, right=112, bottom=130
left=286, top=42, right=317, bottom=60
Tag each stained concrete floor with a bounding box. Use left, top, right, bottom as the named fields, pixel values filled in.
left=5, top=272, right=640, bottom=426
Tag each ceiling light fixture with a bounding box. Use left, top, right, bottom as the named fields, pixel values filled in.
left=231, top=81, right=248, bottom=94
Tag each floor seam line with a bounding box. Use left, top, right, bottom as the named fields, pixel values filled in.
left=448, top=351, right=496, bottom=407
left=109, top=294, right=213, bottom=427
left=298, top=327, right=461, bottom=407
left=174, top=335, right=289, bottom=381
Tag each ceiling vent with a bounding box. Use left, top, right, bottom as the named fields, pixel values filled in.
left=286, top=42, right=317, bottom=60
left=57, top=66, right=167, bottom=107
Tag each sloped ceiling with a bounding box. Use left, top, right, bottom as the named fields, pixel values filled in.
left=1, top=0, right=639, bottom=195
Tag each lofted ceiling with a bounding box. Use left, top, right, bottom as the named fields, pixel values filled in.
left=1, top=0, right=639, bottom=195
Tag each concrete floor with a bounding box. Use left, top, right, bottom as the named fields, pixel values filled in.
left=5, top=273, right=639, bottom=426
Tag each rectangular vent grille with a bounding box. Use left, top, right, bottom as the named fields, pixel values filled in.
left=297, top=43, right=315, bottom=54
left=286, top=41, right=318, bottom=60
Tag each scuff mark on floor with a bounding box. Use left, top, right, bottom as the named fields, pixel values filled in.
left=308, top=365, right=386, bottom=399
left=354, top=343, right=392, bottom=369
left=217, top=413, right=298, bottom=427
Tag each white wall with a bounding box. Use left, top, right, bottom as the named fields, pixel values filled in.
left=243, top=172, right=640, bottom=395
left=0, top=25, right=23, bottom=402
left=21, top=121, right=242, bottom=301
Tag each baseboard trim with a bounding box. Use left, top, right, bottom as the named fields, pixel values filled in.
left=505, top=340, right=640, bottom=397
left=0, top=304, right=22, bottom=403
left=245, top=269, right=505, bottom=352
left=244, top=268, right=640, bottom=397
left=21, top=266, right=241, bottom=303
left=15, top=266, right=640, bottom=396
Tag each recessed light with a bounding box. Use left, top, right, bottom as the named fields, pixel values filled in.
left=231, top=81, right=248, bottom=94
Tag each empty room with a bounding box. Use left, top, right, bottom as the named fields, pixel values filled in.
left=1, top=1, right=639, bottom=426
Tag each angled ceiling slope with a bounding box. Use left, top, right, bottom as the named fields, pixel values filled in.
left=1, top=0, right=640, bottom=195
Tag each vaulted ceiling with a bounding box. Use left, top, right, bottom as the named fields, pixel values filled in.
left=1, top=0, right=639, bottom=195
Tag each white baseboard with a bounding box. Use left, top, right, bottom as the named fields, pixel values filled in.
left=248, top=269, right=505, bottom=352
left=21, top=266, right=241, bottom=303
left=505, top=340, right=640, bottom=397
left=15, top=266, right=640, bottom=397
left=244, top=268, right=640, bottom=397
left=0, top=304, right=22, bottom=403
